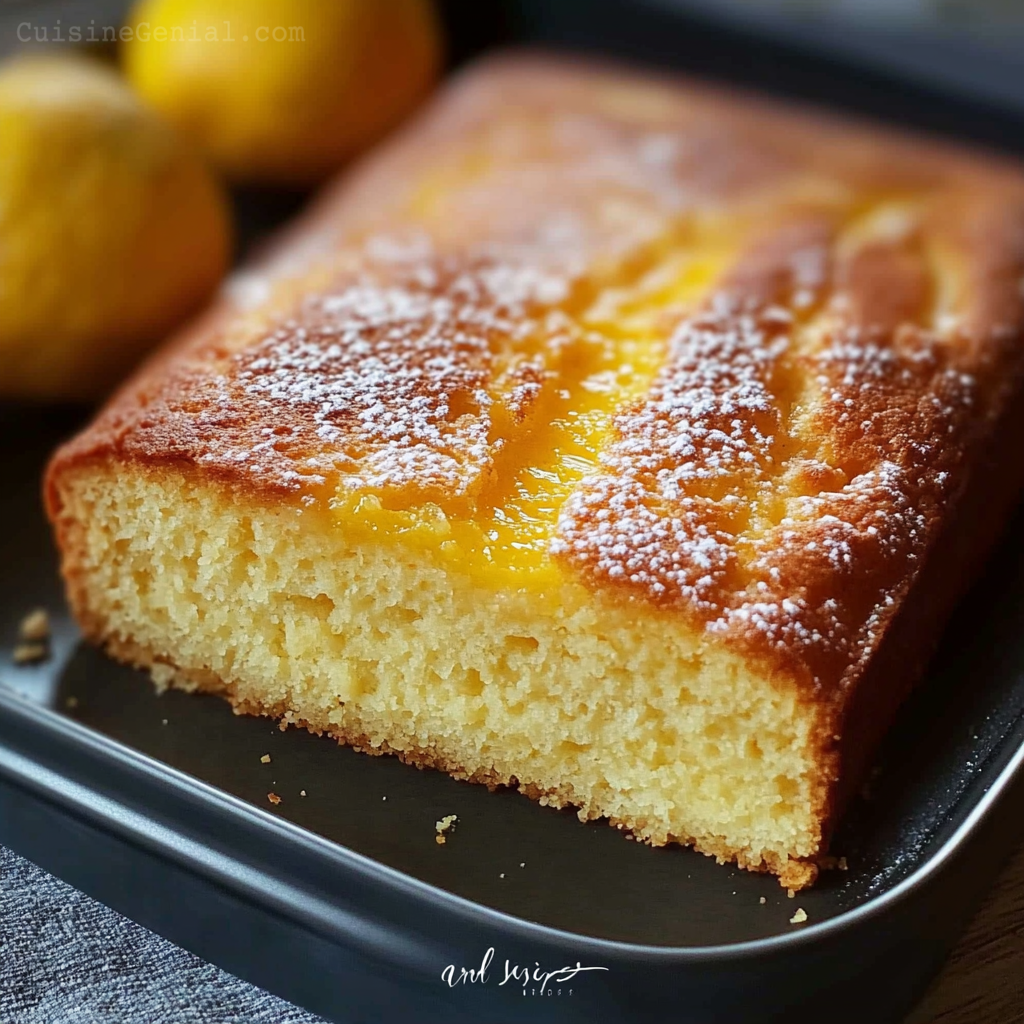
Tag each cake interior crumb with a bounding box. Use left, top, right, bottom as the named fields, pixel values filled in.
left=267, top=792, right=281, bottom=805
left=759, top=896, right=766, bottom=905
left=260, top=753, right=271, bottom=763
left=61, top=468, right=841, bottom=888
left=300, top=789, right=307, bottom=797
left=789, top=907, right=808, bottom=924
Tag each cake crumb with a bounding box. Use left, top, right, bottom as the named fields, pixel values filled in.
left=819, top=854, right=850, bottom=872
left=789, top=908, right=808, bottom=924
left=260, top=754, right=271, bottom=764
left=161, top=719, right=168, bottom=725
left=499, top=873, right=505, bottom=878
left=66, top=696, right=79, bottom=709
left=19, top=609, right=50, bottom=643
left=300, top=789, right=307, bottom=797
left=267, top=792, right=281, bottom=805
left=382, top=796, right=387, bottom=801
left=13, top=643, right=47, bottom=665
left=787, top=888, right=796, bottom=899
left=435, top=814, right=457, bottom=843
left=519, top=862, right=525, bottom=868
left=759, top=897, right=766, bottom=905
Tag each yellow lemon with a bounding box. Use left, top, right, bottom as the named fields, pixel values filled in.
left=0, top=55, right=231, bottom=402
left=122, top=0, right=443, bottom=185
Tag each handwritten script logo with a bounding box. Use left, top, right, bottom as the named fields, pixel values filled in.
left=441, top=947, right=608, bottom=997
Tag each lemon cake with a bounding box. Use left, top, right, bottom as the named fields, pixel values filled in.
left=46, top=54, right=1024, bottom=888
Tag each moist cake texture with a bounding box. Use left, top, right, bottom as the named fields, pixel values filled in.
left=47, top=54, right=1024, bottom=888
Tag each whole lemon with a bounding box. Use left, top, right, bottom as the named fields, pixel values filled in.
left=0, top=55, right=231, bottom=402
left=122, top=0, right=443, bottom=185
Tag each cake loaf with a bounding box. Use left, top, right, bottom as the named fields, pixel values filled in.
left=46, top=54, right=1024, bottom=888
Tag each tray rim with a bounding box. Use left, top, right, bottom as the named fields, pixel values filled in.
left=1, top=678, right=1022, bottom=964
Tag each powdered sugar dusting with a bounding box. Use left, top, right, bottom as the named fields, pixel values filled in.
left=213, top=227, right=599, bottom=500
left=554, top=255, right=980, bottom=680
left=233, top=276, right=493, bottom=496
left=552, top=299, right=788, bottom=610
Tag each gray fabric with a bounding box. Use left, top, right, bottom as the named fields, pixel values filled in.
left=0, top=846, right=326, bottom=1024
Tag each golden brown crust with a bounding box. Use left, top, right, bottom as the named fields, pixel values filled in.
left=46, top=52, right=1024, bottom=872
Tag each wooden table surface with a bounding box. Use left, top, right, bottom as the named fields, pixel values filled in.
left=906, top=842, right=1024, bottom=1023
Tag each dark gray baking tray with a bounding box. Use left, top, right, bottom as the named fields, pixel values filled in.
left=5, top=3, right=1024, bottom=1022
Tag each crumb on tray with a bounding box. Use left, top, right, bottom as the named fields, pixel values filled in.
left=13, top=643, right=48, bottom=665
left=267, top=792, right=281, bottom=805
left=300, top=789, right=307, bottom=797
left=759, top=896, right=766, bottom=905
left=819, top=854, right=850, bottom=872
left=435, top=814, right=457, bottom=844
left=789, top=908, right=808, bottom=925
left=260, top=753, right=271, bottom=764
left=19, top=609, right=50, bottom=643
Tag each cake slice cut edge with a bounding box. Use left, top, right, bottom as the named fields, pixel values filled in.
left=49, top=460, right=831, bottom=890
